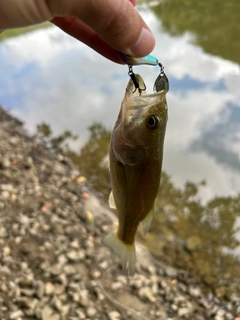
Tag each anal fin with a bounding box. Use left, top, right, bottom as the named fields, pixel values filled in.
left=141, top=208, right=154, bottom=236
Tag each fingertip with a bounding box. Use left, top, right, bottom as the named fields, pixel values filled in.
left=126, top=27, right=155, bottom=57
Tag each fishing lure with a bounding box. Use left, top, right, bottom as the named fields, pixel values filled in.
left=153, top=62, right=169, bottom=93
left=117, top=51, right=169, bottom=94
left=117, top=52, right=159, bottom=66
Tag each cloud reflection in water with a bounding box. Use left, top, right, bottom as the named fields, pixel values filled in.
left=0, top=10, right=239, bottom=203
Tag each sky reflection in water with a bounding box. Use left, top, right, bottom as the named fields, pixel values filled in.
left=0, top=8, right=240, bottom=207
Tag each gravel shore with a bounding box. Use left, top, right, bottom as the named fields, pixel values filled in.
left=0, top=106, right=238, bottom=320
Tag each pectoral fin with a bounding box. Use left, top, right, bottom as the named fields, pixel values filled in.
left=141, top=208, right=154, bottom=236
left=108, top=191, right=116, bottom=209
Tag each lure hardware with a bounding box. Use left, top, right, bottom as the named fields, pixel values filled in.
left=153, top=62, right=169, bottom=93
left=128, top=65, right=146, bottom=95
left=119, top=51, right=169, bottom=95
left=118, top=52, right=159, bottom=66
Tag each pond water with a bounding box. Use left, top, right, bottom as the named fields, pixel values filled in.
left=1, top=0, right=240, bottom=307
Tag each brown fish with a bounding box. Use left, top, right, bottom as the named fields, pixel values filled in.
left=102, top=74, right=168, bottom=276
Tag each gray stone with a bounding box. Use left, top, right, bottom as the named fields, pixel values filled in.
left=36, top=280, right=45, bottom=298
left=3, top=246, right=11, bottom=256
left=75, top=309, right=86, bottom=319
left=178, top=307, right=191, bottom=317
left=45, top=282, right=55, bottom=295
left=9, top=310, right=24, bottom=319
left=165, top=266, right=177, bottom=278
left=49, top=314, right=60, bottom=320
left=41, top=306, right=54, bottom=320
left=188, top=285, right=201, bottom=297
left=51, top=295, right=62, bottom=312
left=79, top=289, right=89, bottom=307
left=0, top=265, right=11, bottom=275
left=86, top=307, right=97, bottom=318
left=0, top=226, right=7, bottom=238
left=67, top=250, right=85, bottom=261
left=20, top=288, right=35, bottom=297
left=171, top=304, right=178, bottom=311
left=111, top=282, right=123, bottom=291
left=1, top=190, right=10, bottom=199
left=108, top=310, right=121, bottom=320
left=2, top=158, right=11, bottom=168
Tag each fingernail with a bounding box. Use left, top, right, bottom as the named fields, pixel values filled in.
left=126, top=27, right=155, bottom=57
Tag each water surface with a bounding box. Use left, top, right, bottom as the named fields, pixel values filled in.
left=1, top=0, right=240, bottom=306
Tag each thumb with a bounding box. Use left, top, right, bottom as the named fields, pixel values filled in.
left=49, top=0, right=155, bottom=57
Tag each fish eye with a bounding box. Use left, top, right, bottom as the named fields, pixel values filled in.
left=146, top=116, right=160, bottom=130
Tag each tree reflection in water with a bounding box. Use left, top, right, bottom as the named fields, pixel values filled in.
left=150, top=0, right=240, bottom=65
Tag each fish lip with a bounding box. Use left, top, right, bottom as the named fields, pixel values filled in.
left=125, top=74, right=167, bottom=110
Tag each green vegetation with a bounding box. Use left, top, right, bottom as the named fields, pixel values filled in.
left=151, top=0, right=240, bottom=64
left=0, top=22, right=52, bottom=42
left=145, top=172, right=240, bottom=300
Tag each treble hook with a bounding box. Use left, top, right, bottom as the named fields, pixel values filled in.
left=128, top=65, right=146, bottom=95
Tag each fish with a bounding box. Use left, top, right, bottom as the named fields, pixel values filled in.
left=102, top=74, right=168, bottom=276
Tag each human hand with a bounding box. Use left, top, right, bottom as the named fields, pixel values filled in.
left=0, top=0, right=155, bottom=63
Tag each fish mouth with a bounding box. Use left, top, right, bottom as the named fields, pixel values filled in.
left=125, top=74, right=167, bottom=110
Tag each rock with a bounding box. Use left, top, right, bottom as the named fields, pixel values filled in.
left=1, top=190, right=10, bottom=199
left=188, top=285, right=201, bottom=297
left=86, top=306, right=97, bottom=318
left=0, top=283, right=8, bottom=292
left=9, top=310, right=24, bottom=319
left=3, top=246, right=11, bottom=256
left=178, top=307, right=191, bottom=317
left=75, top=309, right=86, bottom=319
left=171, top=304, right=178, bottom=311
left=41, top=306, right=54, bottom=319
left=165, top=266, right=177, bottom=278
left=54, top=284, right=65, bottom=295
left=79, top=289, right=89, bottom=307
left=20, top=288, right=35, bottom=297
left=147, top=265, right=157, bottom=275
left=0, top=226, right=7, bottom=238
left=51, top=295, right=62, bottom=312
left=9, top=136, right=19, bottom=145
left=214, top=308, right=226, bottom=320
left=0, top=265, right=11, bottom=275
left=63, top=264, right=76, bottom=275
left=1, top=158, right=11, bottom=168
left=67, top=250, right=85, bottom=262
left=111, top=282, right=123, bottom=291
left=49, top=314, right=60, bottom=320
left=108, top=310, right=121, bottom=320
left=45, top=282, right=55, bottom=295
left=36, top=280, right=45, bottom=298
left=49, top=264, right=62, bottom=275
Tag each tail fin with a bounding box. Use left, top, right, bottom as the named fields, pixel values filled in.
left=102, top=232, right=136, bottom=276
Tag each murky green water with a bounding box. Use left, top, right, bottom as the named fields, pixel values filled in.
left=1, top=0, right=240, bottom=309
